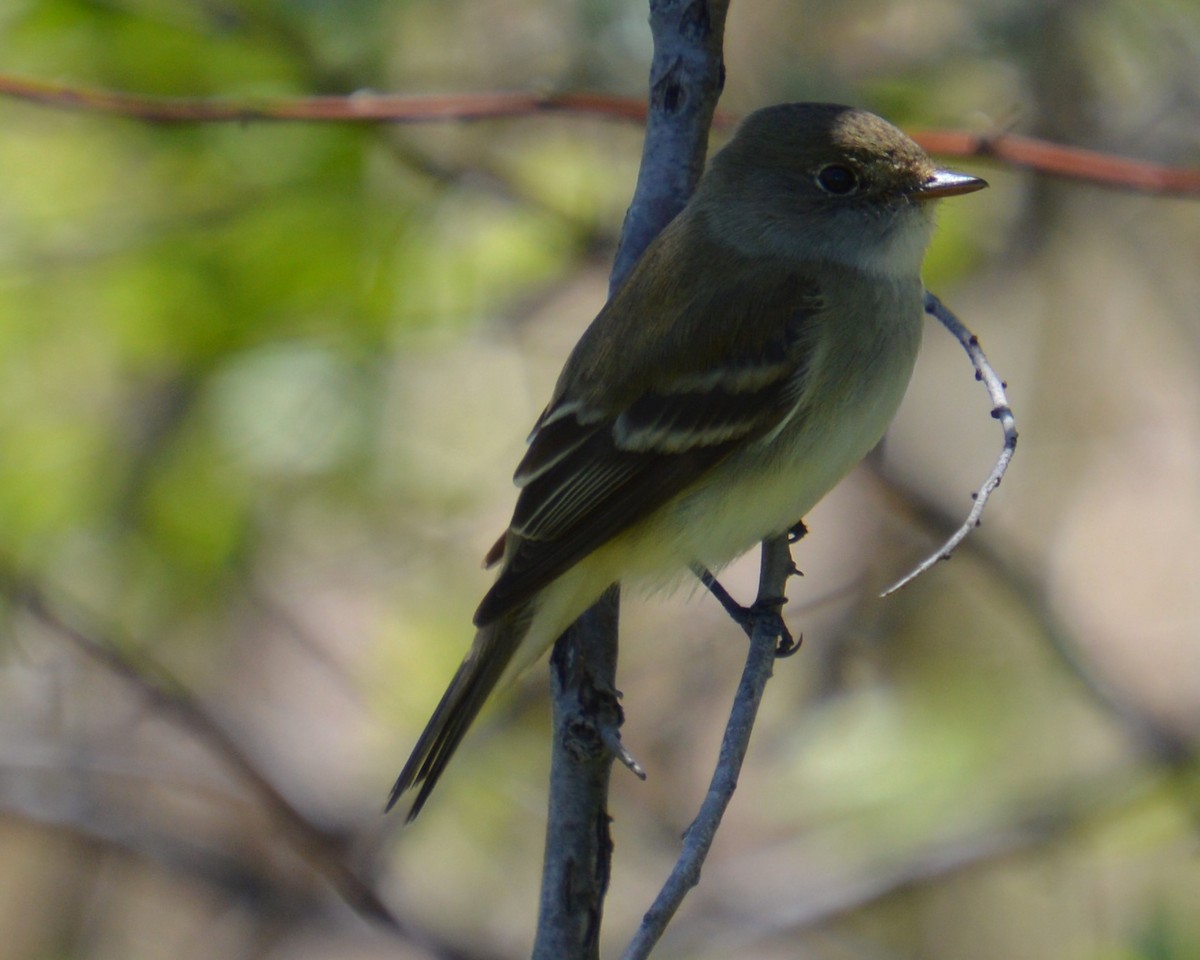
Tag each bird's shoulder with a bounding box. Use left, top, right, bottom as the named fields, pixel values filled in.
left=555, top=209, right=826, bottom=415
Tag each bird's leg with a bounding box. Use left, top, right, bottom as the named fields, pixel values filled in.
left=691, top=540, right=804, bottom=658
left=690, top=564, right=747, bottom=625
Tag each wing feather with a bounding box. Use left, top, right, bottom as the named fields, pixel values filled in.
left=474, top=357, right=813, bottom=626
left=474, top=223, right=825, bottom=627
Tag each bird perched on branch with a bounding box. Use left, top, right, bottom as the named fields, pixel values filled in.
left=388, top=102, right=987, bottom=819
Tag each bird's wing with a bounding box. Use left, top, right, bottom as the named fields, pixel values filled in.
left=474, top=257, right=824, bottom=627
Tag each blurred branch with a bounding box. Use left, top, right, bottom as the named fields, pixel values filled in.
left=873, top=468, right=1200, bottom=777
left=678, top=763, right=1190, bottom=953
left=623, top=537, right=798, bottom=960
left=2, top=792, right=495, bottom=960
left=881, top=293, right=1017, bottom=596
left=911, top=127, right=1200, bottom=196
left=0, top=572, right=405, bottom=935
left=1, top=72, right=1197, bottom=196
left=0, top=74, right=652, bottom=124
left=0, top=793, right=320, bottom=925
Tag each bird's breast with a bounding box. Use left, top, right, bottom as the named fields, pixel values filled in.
left=648, top=275, right=924, bottom=575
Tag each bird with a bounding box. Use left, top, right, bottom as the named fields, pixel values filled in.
left=387, top=102, right=987, bottom=819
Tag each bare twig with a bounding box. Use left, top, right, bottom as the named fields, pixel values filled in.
left=622, top=536, right=797, bottom=960
left=881, top=292, right=1018, bottom=597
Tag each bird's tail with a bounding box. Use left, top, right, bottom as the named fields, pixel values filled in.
left=386, top=602, right=534, bottom=820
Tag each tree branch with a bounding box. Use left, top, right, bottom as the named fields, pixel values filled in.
left=881, top=292, right=1018, bottom=596
left=1, top=71, right=1196, bottom=196
left=873, top=466, right=1200, bottom=774
left=910, top=126, right=1200, bottom=196
left=622, top=536, right=798, bottom=960
left=533, top=2, right=731, bottom=957
left=532, top=590, right=621, bottom=960
left=0, top=74, right=651, bottom=124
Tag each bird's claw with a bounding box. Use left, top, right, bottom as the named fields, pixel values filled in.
left=743, top=596, right=802, bottom=658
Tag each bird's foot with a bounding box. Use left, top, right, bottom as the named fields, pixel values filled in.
left=745, top=595, right=802, bottom=657
left=691, top=563, right=801, bottom=657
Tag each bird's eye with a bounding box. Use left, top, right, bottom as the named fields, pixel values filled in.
left=815, top=164, right=859, bottom=196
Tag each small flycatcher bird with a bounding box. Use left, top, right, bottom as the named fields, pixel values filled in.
left=388, top=103, right=987, bottom=819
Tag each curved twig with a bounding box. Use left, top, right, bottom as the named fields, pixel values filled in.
left=881, top=292, right=1018, bottom=597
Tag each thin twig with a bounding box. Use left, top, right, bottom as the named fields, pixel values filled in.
left=0, top=74, right=652, bottom=124
left=881, top=292, right=1018, bottom=597
left=622, top=536, right=797, bottom=960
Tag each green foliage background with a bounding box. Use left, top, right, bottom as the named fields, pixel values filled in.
left=0, top=2, right=1198, bottom=959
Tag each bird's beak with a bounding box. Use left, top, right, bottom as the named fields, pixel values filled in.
left=914, top=169, right=988, bottom=200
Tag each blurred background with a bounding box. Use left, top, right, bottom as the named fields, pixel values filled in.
left=0, top=1, right=1198, bottom=958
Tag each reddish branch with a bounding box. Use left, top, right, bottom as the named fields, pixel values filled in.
left=0, top=73, right=650, bottom=124
left=912, top=128, right=1200, bottom=196
left=0, top=73, right=1197, bottom=196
